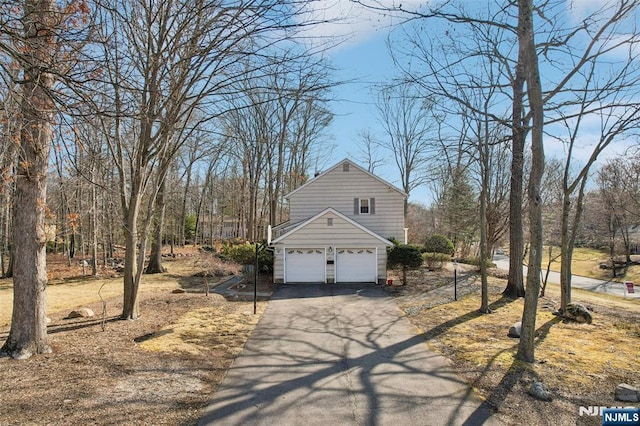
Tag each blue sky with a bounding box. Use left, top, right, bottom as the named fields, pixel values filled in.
left=302, top=0, right=638, bottom=207
left=300, top=1, right=436, bottom=205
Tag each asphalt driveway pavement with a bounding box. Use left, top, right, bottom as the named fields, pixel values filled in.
left=200, top=284, right=501, bottom=426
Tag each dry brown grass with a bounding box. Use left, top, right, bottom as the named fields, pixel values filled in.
left=542, top=246, right=640, bottom=284
left=0, top=250, right=271, bottom=426
left=139, top=303, right=266, bottom=356
left=392, top=268, right=640, bottom=426
left=0, top=253, right=227, bottom=327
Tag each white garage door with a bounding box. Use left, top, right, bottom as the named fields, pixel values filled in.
left=336, top=248, right=377, bottom=283
left=285, top=248, right=325, bottom=283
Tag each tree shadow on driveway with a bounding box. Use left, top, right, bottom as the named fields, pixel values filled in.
left=199, top=284, right=502, bottom=426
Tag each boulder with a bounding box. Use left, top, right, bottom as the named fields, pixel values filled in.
left=615, top=383, right=640, bottom=402
left=171, top=288, right=186, bottom=294
left=508, top=321, right=522, bottom=338
left=67, top=307, right=94, bottom=319
left=563, top=303, right=592, bottom=324
left=529, top=381, right=553, bottom=402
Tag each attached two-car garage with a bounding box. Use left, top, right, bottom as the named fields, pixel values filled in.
left=283, top=247, right=377, bottom=283
left=272, top=208, right=393, bottom=285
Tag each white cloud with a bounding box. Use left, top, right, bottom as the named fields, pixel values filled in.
left=297, top=0, right=426, bottom=49
left=565, top=0, right=615, bottom=21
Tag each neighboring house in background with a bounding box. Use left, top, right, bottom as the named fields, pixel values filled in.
left=270, top=159, right=407, bottom=284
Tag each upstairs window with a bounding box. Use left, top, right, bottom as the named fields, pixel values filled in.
left=360, top=198, right=369, bottom=214
left=354, top=197, right=375, bottom=215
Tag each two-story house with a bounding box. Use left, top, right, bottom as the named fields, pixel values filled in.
left=270, top=159, right=407, bottom=284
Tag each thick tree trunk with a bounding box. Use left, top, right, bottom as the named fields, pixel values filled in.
left=121, top=193, right=141, bottom=319
left=517, top=0, right=545, bottom=364
left=1, top=0, right=55, bottom=359
left=504, top=32, right=527, bottom=299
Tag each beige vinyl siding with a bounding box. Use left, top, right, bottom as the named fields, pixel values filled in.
left=288, top=163, right=405, bottom=241
left=273, top=211, right=390, bottom=283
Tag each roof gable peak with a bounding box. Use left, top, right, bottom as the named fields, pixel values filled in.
left=286, top=158, right=407, bottom=199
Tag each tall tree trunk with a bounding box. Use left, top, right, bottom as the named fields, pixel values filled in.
left=1, top=203, right=9, bottom=277
left=559, top=193, right=572, bottom=310
left=1, top=0, right=55, bottom=358
left=90, top=161, right=99, bottom=276
left=504, top=36, right=527, bottom=299
left=479, top=138, right=490, bottom=314
left=517, top=0, right=545, bottom=363
left=560, top=177, right=588, bottom=311
left=180, top=163, right=192, bottom=246
left=146, top=177, right=167, bottom=274
left=121, top=188, right=142, bottom=319
left=1, top=109, right=18, bottom=278
left=194, top=162, right=215, bottom=246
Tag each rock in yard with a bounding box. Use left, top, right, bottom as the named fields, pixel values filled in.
left=67, top=307, right=94, bottom=319
left=563, top=303, right=592, bottom=324
left=615, top=383, right=640, bottom=402
left=529, top=381, right=553, bottom=402
left=508, top=321, right=522, bottom=338
left=171, top=288, right=186, bottom=294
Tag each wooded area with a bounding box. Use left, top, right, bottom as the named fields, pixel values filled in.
left=1, top=0, right=640, bottom=363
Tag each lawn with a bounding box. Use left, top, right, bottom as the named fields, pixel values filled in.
left=541, top=246, right=640, bottom=283
left=1, top=252, right=638, bottom=425
left=0, top=250, right=269, bottom=426
left=392, top=269, right=640, bottom=426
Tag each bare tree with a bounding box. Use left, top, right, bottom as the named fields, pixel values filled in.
left=540, top=158, right=564, bottom=296
left=1, top=0, right=66, bottom=358
left=517, top=0, right=545, bottom=364
left=597, top=157, right=640, bottom=275
left=221, top=55, right=334, bottom=240
left=375, top=82, right=438, bottom=216
left=354, top=129, right=384, bottom=173
left=0, top=77, right=19, bottom=278
left=94, top=0, right=325, bottom=319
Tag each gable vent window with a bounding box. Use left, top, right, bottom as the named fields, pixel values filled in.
left=354, top=197, right=375, bottom=215
left=327, top=218, right=333, bottom=226
left=343, top=163, right=350, bottom=172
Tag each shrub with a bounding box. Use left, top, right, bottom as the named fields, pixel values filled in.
left=387, top=236, right=402, bottom=246
left=423, top=252, right=451, bottom=270
left=221, top=242, right=274, bottom=272
left=424, top=234, right=455, bottom=255
left=388, top=244, right=423, bottom=285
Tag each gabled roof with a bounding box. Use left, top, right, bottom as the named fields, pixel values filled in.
left=270, top=207, right=394, bottom=246
left=285, top=158, right=407, bottom=199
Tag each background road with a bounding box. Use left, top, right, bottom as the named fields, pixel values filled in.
left=493, top=255, right=640, bottom=299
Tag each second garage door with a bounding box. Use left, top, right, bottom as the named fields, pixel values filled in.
left=285, top=248, right=325, bottom=283
left=336, top=248, right=377, bottom=283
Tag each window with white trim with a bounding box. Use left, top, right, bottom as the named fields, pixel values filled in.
left=359, top=198, right=369, bottom=214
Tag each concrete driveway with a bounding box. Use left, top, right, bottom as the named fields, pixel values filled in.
left=200, top=284, right=500, bottom=426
